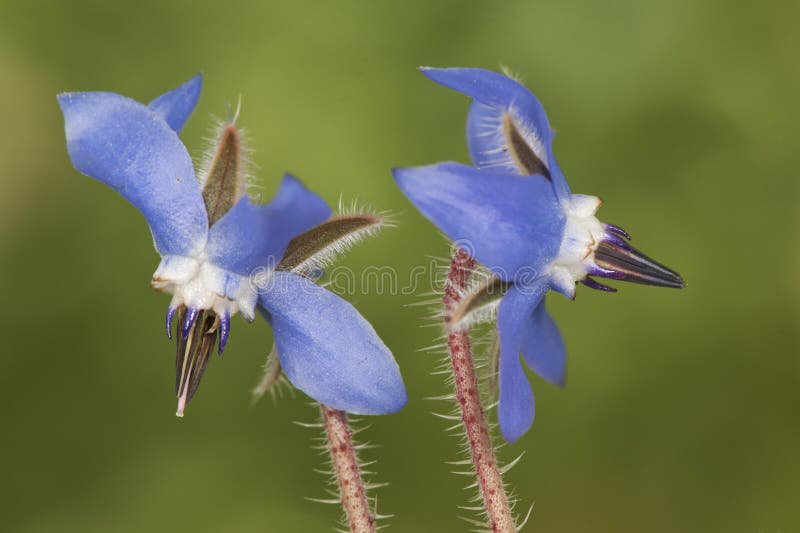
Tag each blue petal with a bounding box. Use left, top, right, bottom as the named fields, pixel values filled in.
left=259, top=271, right=407, bottom=415
left=147, top=73, right=203, bottom=133
left=58, top=92, right=207, bottom=256
left=497, top=281, right=547, bottom=443
left=206, top=174, right=331, bottom=275
left=393, top=162, right=564, bottom=281
left=422, top=67, right=571, bottom=201
left=521, top=296, right=566, bottom=387
left=267, top=173, right=332, bottom=241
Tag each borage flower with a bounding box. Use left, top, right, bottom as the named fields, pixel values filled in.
left=394, top=67, right=683, bottom=442
left=59, top=75, right=406, bottom=417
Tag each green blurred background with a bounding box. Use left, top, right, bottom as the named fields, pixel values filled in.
left=1, top=0, right=798, bottom=531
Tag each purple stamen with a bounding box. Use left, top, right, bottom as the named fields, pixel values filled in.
left=166, top=307, right=177, bottom=339
left=218, top=311, right=230, bottom=355
left=581, top=276, right=617, bottom=292
left=588, top=264, right=627, bottom=280
left=181, top=307, right=199, bottom=340
left=605, top=223, right=631, bottom=241
left=603, top=232, right=632, bottom=251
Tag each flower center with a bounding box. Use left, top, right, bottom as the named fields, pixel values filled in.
left=547, top=194, right=606, bottom=298
left=151, top=254, right=258, bottom=321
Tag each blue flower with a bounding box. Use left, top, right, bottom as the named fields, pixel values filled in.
left=59, top=74, right=406, bottom=417
left=394, top=67, right=683, bottom=442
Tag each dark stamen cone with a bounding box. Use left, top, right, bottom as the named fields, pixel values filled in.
left=175, top=309, right=219, bottom=417
left=594, top=239, right=685, bottom=289
left=202, top=124, right=244, bottom=226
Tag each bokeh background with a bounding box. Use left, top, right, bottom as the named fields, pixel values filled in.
left=1, top=0, right=798, bottom=531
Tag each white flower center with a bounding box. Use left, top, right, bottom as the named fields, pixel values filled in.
left=547, top=194, right=606, bottom=298
left=151, top=254, right=259, bottom=321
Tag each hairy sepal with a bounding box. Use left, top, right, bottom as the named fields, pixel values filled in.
left=448, top=275, right=512, bottom=330
left=278, top=212, right=386, bottom=276
left=198, top=114, right=254, bottom=226
left=251, top=343, right=292, bottom=404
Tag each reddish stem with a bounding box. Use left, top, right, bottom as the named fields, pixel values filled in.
left=321, top=404, right=375, bottom=533
left=443, top=248, right=516, bottom=533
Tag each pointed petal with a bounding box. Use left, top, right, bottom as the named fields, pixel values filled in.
left=147, top=73, right=203, bottom=133
left=421, top=66, right=571, bottom=201
left=497, top=282, right=547, bottom=442
left=421, top=67, right=551, bottom=127
left=58, top=92, right=207, bottom=256
left=258, top=271, right=407, bottom=415
left=206, top=174, right=331, bottom=275
left=521, top=297, right=566, bottom=387
left=393, top=162, right=564, bottom=281
left=271, top=174, right=333, bottom=237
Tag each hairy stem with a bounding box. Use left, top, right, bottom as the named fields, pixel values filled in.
left=444, top=248, right=516, bottom=533
left=321, top=404, right=375, bottom=533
